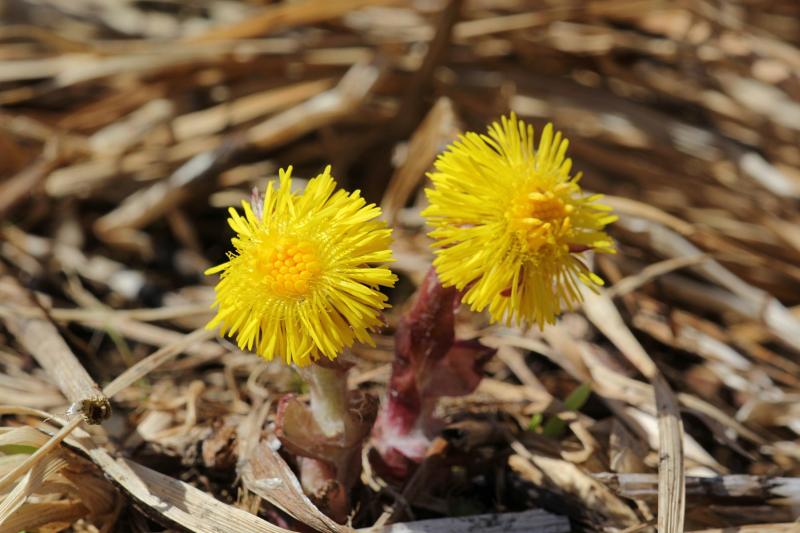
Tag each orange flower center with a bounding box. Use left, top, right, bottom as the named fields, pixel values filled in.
left=255, top=237, right=321, bottom=297
left=507, top=189, right=573, bottom=252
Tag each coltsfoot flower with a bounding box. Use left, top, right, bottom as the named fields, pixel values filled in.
left=206, top=166, right=396, bottom=366
left=423, top=114, right=616, bottom=328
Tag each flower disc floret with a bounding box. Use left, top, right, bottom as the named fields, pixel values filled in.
left=255, top=237, right=321, bottom=297
left=206, top=166, right=397, bottom=366
left=423, top=114, right=617, bottom=328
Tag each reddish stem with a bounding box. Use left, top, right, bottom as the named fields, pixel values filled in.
left=372, top=268, right=495, bottom=478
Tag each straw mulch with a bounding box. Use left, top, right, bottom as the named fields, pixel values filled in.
left=1, top=1, right=799, bottom=531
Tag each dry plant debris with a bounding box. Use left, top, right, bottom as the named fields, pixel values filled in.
left=1, top=0, right=800, bottom=531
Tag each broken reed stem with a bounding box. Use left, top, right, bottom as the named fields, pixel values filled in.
left=0, top=327, right=217, bottom=501
left=0, top=276, right=110, bottom=424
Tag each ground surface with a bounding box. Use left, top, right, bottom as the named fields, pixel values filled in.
left=1, top=1, right=800, bottom=532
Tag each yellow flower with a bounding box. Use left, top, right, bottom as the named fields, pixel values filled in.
left=206, top=166, right=397, bottom=366
left=423, top=114, right=616, bottom=328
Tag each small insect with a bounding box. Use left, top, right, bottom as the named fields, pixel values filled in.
left=66, top=396, right=111, bottom=424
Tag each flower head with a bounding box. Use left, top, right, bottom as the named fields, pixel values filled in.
left=423, top=114, right=616, bottom=328
left=206, top=166, right=396, bottom=366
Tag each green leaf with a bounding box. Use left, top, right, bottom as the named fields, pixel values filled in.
left=0, top=444, right=38, bottom=455
left=527, top=412, right=543, bottom=431
left=564, top=383, right=592, bottom=411
left=534, top=383, right=593, bottom=438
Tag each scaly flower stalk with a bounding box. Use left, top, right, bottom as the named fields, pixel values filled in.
left=277, top=357, right=377, bottom=522
left=299, top=363, right=349, bottom=438
left=206, top=166, right=395, bottom=521
left=372, top=268, right=494, bottom=478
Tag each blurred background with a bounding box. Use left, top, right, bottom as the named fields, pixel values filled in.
left=2, top=1, right=800, bottom=531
